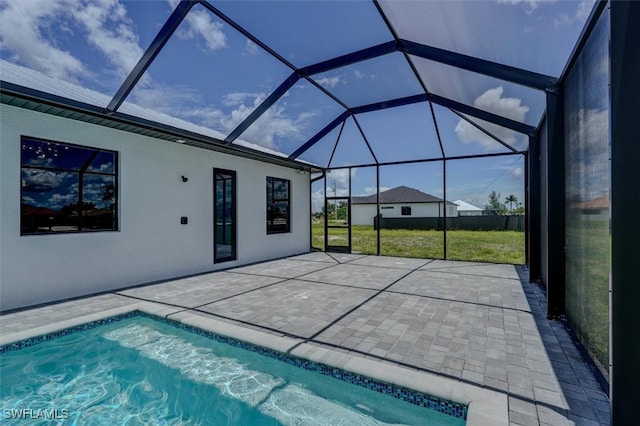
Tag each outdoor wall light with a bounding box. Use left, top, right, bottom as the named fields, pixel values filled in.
left=181, top=175, right=188, bottom=182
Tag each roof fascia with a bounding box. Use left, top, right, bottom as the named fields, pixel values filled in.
left=2, top=82, right=319, bottom=172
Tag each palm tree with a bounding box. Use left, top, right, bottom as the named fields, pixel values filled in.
left=505, top=195, right=518, bottom=213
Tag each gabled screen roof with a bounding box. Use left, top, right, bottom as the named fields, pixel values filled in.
left=0, top=0, right=594, bottom=168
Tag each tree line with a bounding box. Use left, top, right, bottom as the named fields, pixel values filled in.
left=485, top=191, right=524, bottom=215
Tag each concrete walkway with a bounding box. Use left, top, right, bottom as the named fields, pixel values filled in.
left=0, top=253, right=610, bottom=425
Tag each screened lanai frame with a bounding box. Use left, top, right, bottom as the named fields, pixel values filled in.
left=0, top=0, right=599, bottom=267
left=1, top=0, right=597, bottom=267
left=106, top=0, right=549, bottom=154
left=4, top=1, right=639, bottom=422
left=96, top=0, right=563, bottom=266
left=314, top=150, right=528, bottom=259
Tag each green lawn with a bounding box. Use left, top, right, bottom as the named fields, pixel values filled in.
left=565, top=218, right=610, bottom=374
left=312, top=223, right=525, bottom=264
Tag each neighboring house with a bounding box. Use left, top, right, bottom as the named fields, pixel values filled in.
left=569, top=196, right=609, bottom=220
left=454, top=200, right=484, bottom=216
left=351, top=186, right=458, bottom=225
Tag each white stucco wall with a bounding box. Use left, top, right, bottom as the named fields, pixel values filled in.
left=351, top=204, right=378, bottom=225
left=0, top=105, right=310, bottom=311
left=352, top=202, right=457, bottom=225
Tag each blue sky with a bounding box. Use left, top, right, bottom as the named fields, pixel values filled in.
left=1, top=0, right=595, bottom=210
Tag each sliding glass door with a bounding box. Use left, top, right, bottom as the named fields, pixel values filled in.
left=214, top=168, right=236, bottom=263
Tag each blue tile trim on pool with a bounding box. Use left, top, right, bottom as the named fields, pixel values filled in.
left=1, top=310, right=468, bottom=420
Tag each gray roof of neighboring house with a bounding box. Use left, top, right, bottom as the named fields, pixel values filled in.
left=352, top=186, right=455, bottom=205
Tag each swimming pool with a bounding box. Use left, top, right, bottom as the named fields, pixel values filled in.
left=0, top=311, right=466, bottom=425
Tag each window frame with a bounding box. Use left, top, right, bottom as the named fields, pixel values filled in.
left=213, top=168, right=237, bottom=263
left=266, top=176, right=291, bottom=234
left=20, top=136, right=118, bottom=235
left=401, top=206, right=412, bottom=216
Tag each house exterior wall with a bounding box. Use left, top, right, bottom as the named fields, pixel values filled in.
left=0, top=105, right=310, bottom=311
left=351, top=204, right=378, bottom=225
left=351, top=202, right=457, bottom=225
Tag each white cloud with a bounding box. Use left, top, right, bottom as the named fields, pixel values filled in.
left=49, top=192, right=76, bottom=207
left=316, top=76, right=341, bottom=88
left=244, top=39, right=258, bottom=55
left=0, top=0, right=144, bottom=84
left=311, top=170, right=357, bottom=211
left=242, top=106, right=313, bottom=149
left=22, top=170, right=70, bottom=190
left=454, top=87, right=529, bottom=150
left=575, top=1, right=592, bottom=21
left=473, top=87, right=529, bottom=120
left=176, top=6, right=226, bottom=52
left=497, top=0, right=556, bottom=13
left=166, top=0, right=226, bottom=52
left=130, top=84, right=204, bottom=115
left=361, top=186, right=391, bottom=196
left=511, top=167, right=523, bottom=179
left=70, top=0, right=143, bottom=76
left=222, top=92, right=263, bottom=107
left=0, top=0, right=87, bottom=81
left=95, top=162, right=114, bottom=173
left=555, top=1, right=592, bottom=27
left=326, top=169, right=354, bottom=197
left=177, top=92, right=315, bottom=150
left=311, top=188, right=324, bottom=213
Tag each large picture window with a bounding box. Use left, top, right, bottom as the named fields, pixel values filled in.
left=266, top=176, right=290, bottom=234
left=20, top=137, right=118, bottom=235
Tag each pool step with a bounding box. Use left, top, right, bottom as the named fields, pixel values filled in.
left=104, top=324, right=405, bottom=426
left=261, top=383, right=406, bottom=425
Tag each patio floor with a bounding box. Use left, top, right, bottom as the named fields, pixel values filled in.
left=0, top=253, right=609, bottom=425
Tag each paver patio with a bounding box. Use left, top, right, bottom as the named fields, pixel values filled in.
left=0, top=252, right=610, bottom=425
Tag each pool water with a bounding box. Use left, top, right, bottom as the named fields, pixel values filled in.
left=0, top=315, right=465, bottom=425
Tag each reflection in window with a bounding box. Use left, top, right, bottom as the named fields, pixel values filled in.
left=267, top=176, right=290, bottom=234
left=21, top=137, right=118, bottom=235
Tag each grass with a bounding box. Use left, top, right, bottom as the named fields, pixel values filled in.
left=312, top=223, right=525, bottom=264
left=565, top=218, right=610, bottom=374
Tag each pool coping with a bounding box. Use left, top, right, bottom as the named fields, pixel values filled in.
left=0, top=301, right=508, bottom=426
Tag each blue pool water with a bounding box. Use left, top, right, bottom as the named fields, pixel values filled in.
left=0, top=313, right=465, bottom=425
